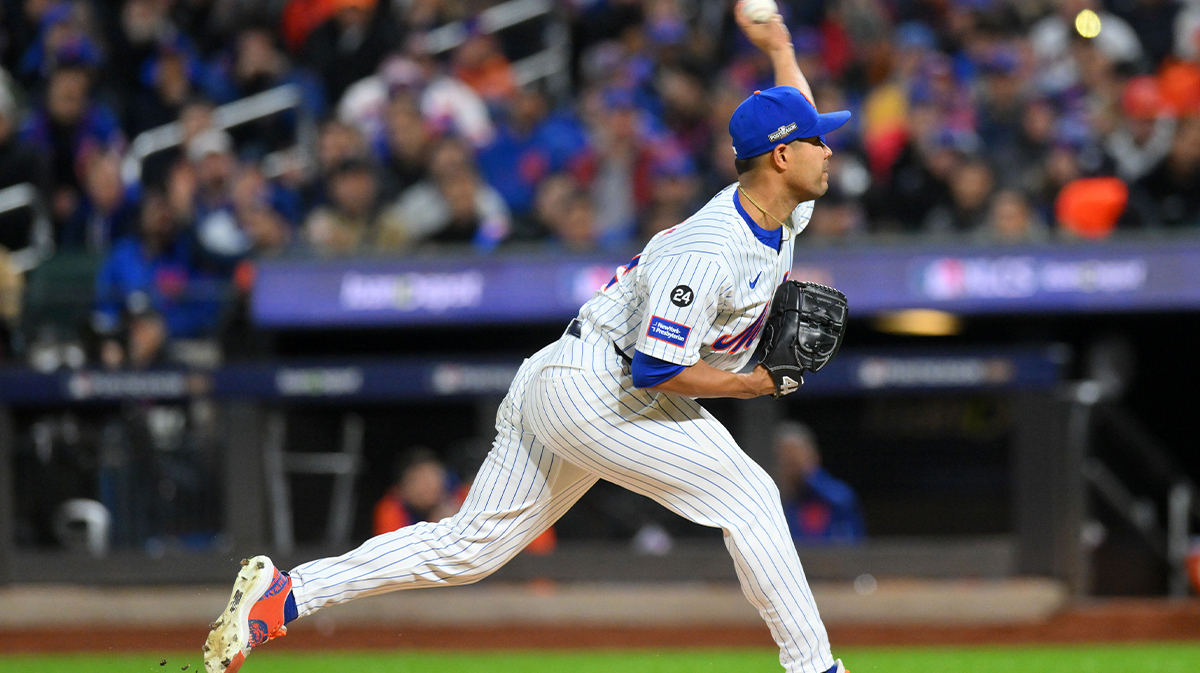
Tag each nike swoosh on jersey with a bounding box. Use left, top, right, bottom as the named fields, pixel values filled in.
left=749, top=272, right=762, bottom=289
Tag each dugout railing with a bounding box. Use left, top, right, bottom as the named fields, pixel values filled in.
left=1072, top=382, right=1199, bottom=597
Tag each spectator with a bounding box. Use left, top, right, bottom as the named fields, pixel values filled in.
left=381, top=137, right=511, bottom=251
left=376, top=92, right=434, bottom=199
left=1157, top=59, right=1200, bottom=116
left=531, top=174, right=600, bottom=252
left=16, top=0, right=104, bottom=87
left=128, top=37, right=202, bottom=137
left=1178, top=0, right=1200, bottom=62
left=0, top=245, right=22, bottom=360
left=0, top=82, right=50, bottom=253
left=140, top=95, right=217, bottom=184
left=586, top=88, right=672, bottom=244
left=168, top=0, right=232, bottom=58
left=773, top=422, right=865, bottom=545
left=1029, top=0, right=1144, bottom=95
left=178, top=129, right=292, bottom=269
left=865, top=124, right=959, bottom=233
left=373, top=448, right=459, bottom=535
left=338, top=54, right=496, bottom=149
left=303, top=157, right=396, bottom=255
left=1105, top=75, right=1178, bottom=182
left=701, top=84, right=743, bottom=195
left=307, top=118, right=370, bottom=207
left=19, top=61, right=124, bottom=229
left=1131, top=115, right=1200, bottom=227
left=181, top=128, right=241, bottom=255
left=556, top=191, right=600, bottom=253
left=229, top=165, right=297, bottom=255
left=204, top=23, right=325, bottom=113
left=992, top=97, right=1058, bottom=198
left=452, top=32, right=516, bottom=103
left=115, top=308, right=169, bottom=370
left=280, top=0, right=339, bottom=55
left=975, top=189, right=1051, bottom=244
left=416, top=51, right=497, bottom=146
left=2, top=1, right=49, bottom=76
left=807, top=197, right=868, bottom=240
left=529, top=173, right=574, bottom=241
left=301, top=0, right=398, bottom=105
left=657, top=68, right=712, bottom=161
left=106, top=0, right=178, bottom=105
left=63, top=150, right=139, bottom=251
left=648, top=142, right=700, bottom=235
left=177, top=97, right=217, bottom=145
left=200, top=23, right=327, bottom=153
left=1113, top=0, right=1183, bottom=66
left=975, top=46, right=1027, bottom=156
left=93, top=187, right=221, bottom=346
left=477, top=85, right=589, bottom=221
left=923, top=156, right=996, bottom=234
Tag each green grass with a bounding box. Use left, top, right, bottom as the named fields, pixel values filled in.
left=1, top=644, right=1198, bottom=673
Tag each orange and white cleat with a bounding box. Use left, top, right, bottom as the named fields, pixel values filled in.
left=203, top=556, right=292, bottom=673
left=833, top=659, right=849, bottom=672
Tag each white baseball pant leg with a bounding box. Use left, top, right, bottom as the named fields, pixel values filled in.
left=288, top=343, right=598, bottom=616
left=523, top=330, right=834, bottom=673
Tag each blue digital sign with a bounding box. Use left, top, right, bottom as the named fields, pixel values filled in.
left=0, top=347, right=1064, bottom=405
left=251, top=238, right=1200, bottom=328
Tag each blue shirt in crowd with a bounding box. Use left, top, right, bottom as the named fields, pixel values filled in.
left=783, top=468, right=866, bottom=544
left=476, top=112, right=589, bottom=215
left=94, top=235, right=223, bottom=338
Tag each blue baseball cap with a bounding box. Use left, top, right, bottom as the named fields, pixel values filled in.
left=729, top=86, right=851, bottom=159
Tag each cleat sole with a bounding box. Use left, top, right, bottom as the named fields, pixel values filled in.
left=203, top=557, right=276, bottom=673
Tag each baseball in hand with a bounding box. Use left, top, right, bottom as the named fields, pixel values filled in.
left=741, top=0, right=779, bottom=24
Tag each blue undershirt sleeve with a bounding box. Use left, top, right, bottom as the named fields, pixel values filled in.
left=631, top=349, right=686, bottom=388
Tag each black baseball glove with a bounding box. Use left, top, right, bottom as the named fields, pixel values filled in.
left=758, top=281, right=849, bottom=397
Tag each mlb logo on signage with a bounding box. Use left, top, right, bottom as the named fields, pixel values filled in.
left=922, top=259, right=967, bottom=300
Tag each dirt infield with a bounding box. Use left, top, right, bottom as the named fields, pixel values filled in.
left=2, top=600, right=1197, bottom=653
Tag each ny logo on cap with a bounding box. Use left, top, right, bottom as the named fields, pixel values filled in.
left=768, top=122, right=797, bottom=142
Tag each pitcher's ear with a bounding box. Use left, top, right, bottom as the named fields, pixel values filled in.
left=771, top=144, right=789, bottom=172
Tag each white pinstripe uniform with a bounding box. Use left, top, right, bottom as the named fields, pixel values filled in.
left=288, top=184, right=834, bottom=673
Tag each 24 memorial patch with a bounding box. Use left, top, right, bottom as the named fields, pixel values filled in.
left=670, top=285, right=694, bottom=307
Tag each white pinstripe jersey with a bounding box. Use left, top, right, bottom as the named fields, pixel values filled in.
left=580, top=183, right=814, bottom=374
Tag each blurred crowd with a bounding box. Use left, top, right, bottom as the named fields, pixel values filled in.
left=0, top=0, right=1199, bottom=359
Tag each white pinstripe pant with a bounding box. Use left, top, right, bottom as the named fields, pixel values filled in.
left=289, top=323, right=834, bottom=673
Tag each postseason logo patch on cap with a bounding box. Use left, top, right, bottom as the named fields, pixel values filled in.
left=729, top=86, right=851, bottom=160
left=768, top=122, right=798, bottom=143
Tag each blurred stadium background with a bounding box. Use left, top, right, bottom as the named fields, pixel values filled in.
left=1, top=0, right=1200, bottom=669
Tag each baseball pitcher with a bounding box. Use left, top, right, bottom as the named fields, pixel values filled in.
left=204, top=4, right=852, bottom=672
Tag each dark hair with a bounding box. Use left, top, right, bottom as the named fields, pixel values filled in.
left=330, top=156, right=376, bottom=178
left=393, top=446, right=442, bottom=483
left=734, top=153, right=766, bottom=175
left=734, top=139, right=801, bottom=175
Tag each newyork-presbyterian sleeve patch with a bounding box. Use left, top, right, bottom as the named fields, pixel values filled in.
left=646, top=315, right=690, bottom=347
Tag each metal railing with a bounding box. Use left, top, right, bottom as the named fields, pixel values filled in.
left=423, top=0, right=553, bottom=54
left=120, top=84, right=318, bottom=186
left=0, top=182, right=54, bottom=273
left=1069, top=381, right=1199, bottom=596
left=421, top=0, right=570, bottom=97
